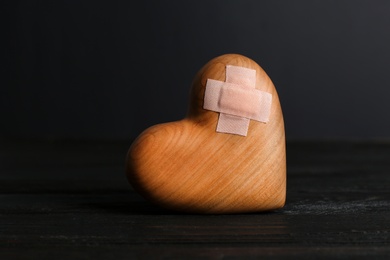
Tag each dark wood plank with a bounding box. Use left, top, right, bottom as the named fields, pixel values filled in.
left=0, top=139, right=389, bottom=259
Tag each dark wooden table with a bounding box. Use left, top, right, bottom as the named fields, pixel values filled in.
left=1, top=139, right=389, bottom=259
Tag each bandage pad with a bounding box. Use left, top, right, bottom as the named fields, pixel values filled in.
left=203, top=65, right=272, bottom=136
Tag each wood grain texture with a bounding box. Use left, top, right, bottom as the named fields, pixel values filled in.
left=126, top=53, right=286, bottom=214
left=1, top=140, right=390, bottom=259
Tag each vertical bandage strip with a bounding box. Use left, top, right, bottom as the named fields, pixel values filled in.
left=203, top=65, right=272, bottom=136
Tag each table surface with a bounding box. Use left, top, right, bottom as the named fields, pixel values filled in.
left=1, top=139, right=389, bottom=259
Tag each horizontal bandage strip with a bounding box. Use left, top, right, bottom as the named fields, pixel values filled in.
left=204, top=79, right=272, bottom=122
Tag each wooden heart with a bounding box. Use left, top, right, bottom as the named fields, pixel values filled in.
left=126, top=53, right=286, bottom=214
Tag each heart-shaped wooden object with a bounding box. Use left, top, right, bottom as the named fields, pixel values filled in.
left=126, top=53, right=286, bottom=214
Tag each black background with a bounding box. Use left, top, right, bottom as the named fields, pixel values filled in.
left=4, top=0, right=390, bottom=141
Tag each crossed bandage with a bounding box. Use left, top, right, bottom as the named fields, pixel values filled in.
left=203, top=65, right=272, bottom=136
